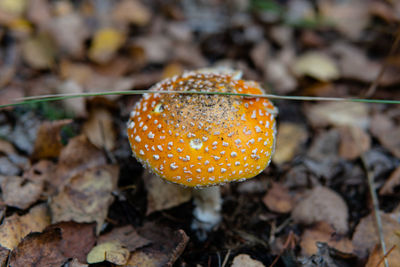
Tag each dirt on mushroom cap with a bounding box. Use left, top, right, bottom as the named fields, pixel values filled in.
left=127, top=70, right=277, bottom=187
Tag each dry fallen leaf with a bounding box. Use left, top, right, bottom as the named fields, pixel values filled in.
left=47, top=221, right=96, bottom=263
left=127, top=223, right=189, bottom=267
left=0, top=204, right=50, bottom=250
left=56, top=80, right=86, bottom=117
left=98, top=225, right=151, bottom=252
left=32, top=119, right=72, bottom=160
left=338, top=126, right=371, bottom=160
left=1, top=175, right=43, bottom=209
left=300, top=221, right=353, bottom=256
left=231, top=254, right=265, bottom=267
left=21, top=34, right=55, bottom=69
left=365, top=242, right=400, bottom=267
left=144, top=172, right=192, bottom=215
left=352, top=212, right=400, bottom=259
left=292, top=52, right=339, bottom=81
left=292, top=186, right=349, bottom=234
left=380, top=167, right=400, bottom=195
left=50, top=165, right=119, bottom=233
left=83, top=108, right=116, bottom=151
left=55, top=135, right=107, bottom=187
left=370, top=114, right=400, bottom=158
left=89, top=28, right=125, bottom=64
left=87, top=241, right=130, bottom=265
left=46, top=13, right=89, bottom=57
left=272, top=122, right=308, bottom=164
left=305, top=102, right=369, bottom=130
left=262, top=182, right=294, bottom=213
left=9, top=228, right=65, bottom=267
left=320, top=0, right=369, bottom=40
left=112, top=0, right=151, bottom=26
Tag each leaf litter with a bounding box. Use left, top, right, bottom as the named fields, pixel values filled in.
left=0, top=0, right=399, bottom=266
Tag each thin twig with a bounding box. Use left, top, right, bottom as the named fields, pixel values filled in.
left=361, top=155, right=389, bottom=267
left=1, top=90, right=400, bottom=109
left=221, top=249, right=231, bottom=267
left=365, top=26, right=400, bottom=97
left=376, top=245, right=396, bottom=267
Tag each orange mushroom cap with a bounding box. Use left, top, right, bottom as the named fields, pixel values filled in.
left=127, top=69, right=277, bottom=187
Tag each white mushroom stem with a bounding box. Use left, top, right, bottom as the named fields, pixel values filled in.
left=191, top=186, right=222, bottom=240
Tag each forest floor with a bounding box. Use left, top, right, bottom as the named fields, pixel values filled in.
left=0, top=0, right=400, bottom=266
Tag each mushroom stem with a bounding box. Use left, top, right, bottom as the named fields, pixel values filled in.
left=191, top=186, right=222, bottom=240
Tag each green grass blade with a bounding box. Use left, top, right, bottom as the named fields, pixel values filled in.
left=1, top=90, right=399, bottom=109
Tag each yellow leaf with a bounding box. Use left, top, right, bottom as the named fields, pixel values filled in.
left=89, top=28, right=124, bottom=64
left=87, top=241, right=129, bottom=265
left=293, top=52, right=339, bottom=81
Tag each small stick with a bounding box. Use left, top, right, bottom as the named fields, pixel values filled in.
left=375, top=245, right=396, bottom=267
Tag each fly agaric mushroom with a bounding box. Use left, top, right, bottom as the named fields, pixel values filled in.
left=127, top=68, right=277, bottom=237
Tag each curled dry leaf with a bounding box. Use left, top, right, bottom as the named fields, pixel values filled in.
left=262, top=182, right=294, bottom=213
left=231, top=254, right=265, bottom=267
left=0, top=204, right=50, bottom=250
left=370, top=114, right=400, bottom=158
left=1, top=175, right=43, bottom=209
left=32, top=119, right=72, bottom=160
left=127, top=223, right=189, bottom=267
left=365, top=242, right=400, bottom=267
left=86, top=241, right=130, bottom=265
left=98, top=225, right=151, bottom=252
left=338, top=126, right=371, bottom=160
left=292, top=186, right=349, bottom=234
left=272, top=122, right=308, bottom=164
left=50, top=165, right=119, bottom=233
left=144, top=171, right=192, bottom=215
left=380, top=167, right=400, bottom=195
left=300, top=221, right=353, bottom=256
left=82, top=108, right=116, bottom=151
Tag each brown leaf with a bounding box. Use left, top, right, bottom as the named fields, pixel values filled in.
left=9, top=228, right=66, bottom=267
left=46, top=13, right=89, bottom=57
left=47, top=222, right=96, bottom=263
left=98, top=225, right=151, bottom=252
left=0, top=204, right=50, bottom=250
left=1, top=175, right=43, bottom=209
left=338, top=126, right=371, bottom=160
left=272, top=122, right=308, bottom=164
left=82, top=108, right=116, bottom=151
left=231, top=254, right=265, bottom=267
left=112, top=0, right=152, bottom=26
left=144, top=172, right=192, bottom=215
left=292, top=186, right=349, bottom=234
left=127, top=223, right=189, bottom=267
left=0, top=246, right=9, bottom=267
left=365, top=242, right=400, bottom=267
left=380, top=167, right=400, bottom=195
left=32, top=119, right=72, bottom=160
left=352, top=212, right=400, bottom=259
left=370, top=114, right=400, bottom=158
left=50, top=165, right=119, bottom=233
left=55, top=135, right=107, bottom=187
left=300, top=221, right=353, bottom=256
left=0, top=139, right=16, bottom=155
left=56, top=80, right=86, bottom=117
left=262, top=182, right=294, bottom=213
